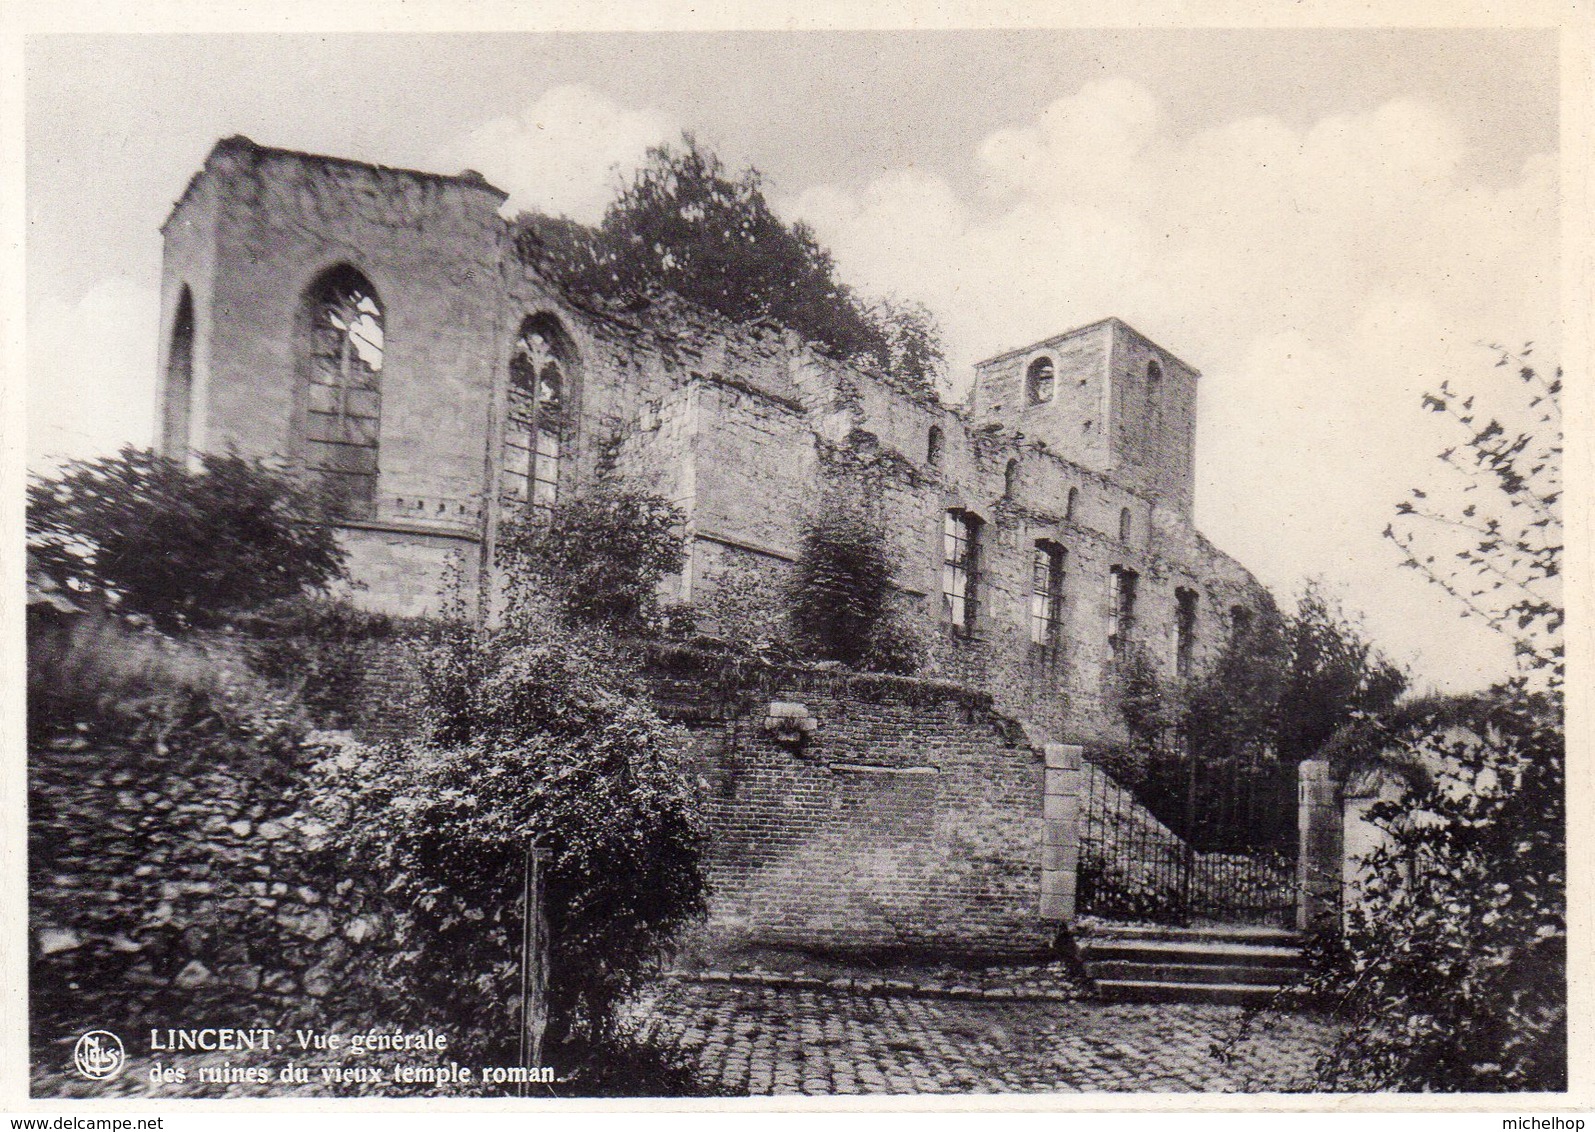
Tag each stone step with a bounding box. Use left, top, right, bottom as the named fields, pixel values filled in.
left=1094, top=978, right=1294, bottom=1007
left=1078, top=923, right=1300, bottom=947
left=1085, top=960, right=1303, bottom=986
left=1078, top=938, right=1303, bottom=968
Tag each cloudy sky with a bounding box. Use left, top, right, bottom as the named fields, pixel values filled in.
left=23, top=28, right=1561, bottom=692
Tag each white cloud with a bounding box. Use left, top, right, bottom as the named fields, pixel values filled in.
left=784, top=80, right=1557, bottom=692
left=429, top=84, right=678, bottom=223
left=28, top=277, right=160, bottom=471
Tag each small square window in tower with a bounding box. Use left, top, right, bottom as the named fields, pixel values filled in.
left=1030, top=541, right=1066, bottom=652
left=504, top=318, right=569, bottom=514
left=942, top=510, right=982, bottom=637
left=1026, top=356, right=1056, bottom=405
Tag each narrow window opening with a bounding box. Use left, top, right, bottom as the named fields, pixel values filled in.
left=1003, top=459, right=1019, bottom=499
left=1119, top=507, right=1132, bottom=542
left=1175, top=587, right=1198, bottom=677
left=1109, top=565, right=1138, bottom=652
left=1066, top=486, right=1079, bottom=523
left=1230, top=604, right=1254, bottom=642
left=927, top=425, right=944, bottom=467
left=1026, top=356, right=1055, bottom=405
left=162, top=286, right=195, bottom=460
left=942, top=510, right=982, bottom=637
left=1030, top=540, right=1066, bottom=651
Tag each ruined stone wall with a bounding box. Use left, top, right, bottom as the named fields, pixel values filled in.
left=678, top=670, right=1056, bottom=959
left=167, top=138, right=1269, bottom=747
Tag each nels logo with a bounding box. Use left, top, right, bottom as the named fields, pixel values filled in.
left=73, top=1030, right=126, bottom=1080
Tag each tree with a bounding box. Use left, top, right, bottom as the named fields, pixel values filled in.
left=1297, top=346, right=1565, bottom=1091
left=497, top=486, right=685, bottom=632
left=1274, top=580, right=1408, bottom=764
left=514, top=135, right=945, bottom=387
left=1182, top=596, right=1290, bottom=766
left=26, top=446, right=347, bottom=632
left=1384, top=344, right=1563, bottom=686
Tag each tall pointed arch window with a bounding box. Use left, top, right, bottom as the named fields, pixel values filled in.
left=504, top=316, right=570, bottom=514
left=303, top=266, right=383, bottom=519
left=162, top=286, right=195, bottom=460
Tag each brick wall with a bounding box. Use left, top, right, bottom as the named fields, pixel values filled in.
left=675, top=668, right=1057, bottom=960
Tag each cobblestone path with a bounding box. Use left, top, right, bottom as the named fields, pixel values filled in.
left=635, top=980, right=1341, bottom=1094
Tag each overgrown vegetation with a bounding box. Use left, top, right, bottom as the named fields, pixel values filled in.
left=1102, top=584, right=1404, bottom=851
left=27, top=446, right=347, bottom=632
left=306, top=484, right=709, bottom=1064
left=787, top=489, right=925, bottom=674
left=308, top=614, right=707, bottom=1057
left=497, top=485, right=686, bottom=632
left=515, top=135, right=945, bottom=397
left=1295, top=345, right=1566, bottom=1091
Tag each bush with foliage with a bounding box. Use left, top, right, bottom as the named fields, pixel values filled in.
left=515, top=135, right=944, bottom=395
left=27, top=446, right=347, bottom=632
left=1306, top=691, right=1564, bottom=1091
left=787, top=492, right=923, bottom=674
left=1296, top=346, right=1566, bottom=1091
left=308, top=613, right=707, bottom=1057
left=497, top=485, right=685, bottom=632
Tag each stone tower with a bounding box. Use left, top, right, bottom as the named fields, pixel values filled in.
left=968, top=318, right=1199, bottom=518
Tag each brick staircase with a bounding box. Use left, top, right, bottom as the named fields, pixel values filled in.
left=1076, top=923, right=1305, bottom=1006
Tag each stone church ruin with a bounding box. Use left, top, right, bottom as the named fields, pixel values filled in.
left=155, top=136, right=1292, bottom=965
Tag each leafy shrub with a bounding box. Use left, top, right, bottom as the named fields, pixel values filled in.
left=789, top=493, right=920, bottom=673
left=498, top=486, right=684, bottom=632
left=1308, top=689, right=1564, bottom=1091
left=309, top=615, right=707, bottom=1056
left=27, top=446, right=347, bottom=632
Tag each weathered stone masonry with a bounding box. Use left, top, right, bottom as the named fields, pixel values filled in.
left=155, top=136, right=1274, bottom=952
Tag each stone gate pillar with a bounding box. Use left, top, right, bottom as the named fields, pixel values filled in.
left=1297, top=758, right=1343, bottom=936
left=1041, top=744, right=1084, bottom=921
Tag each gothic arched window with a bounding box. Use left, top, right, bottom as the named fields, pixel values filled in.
left=302, top=266, right=383, bottom=519
left=504, top=316, right=570, bottom=513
